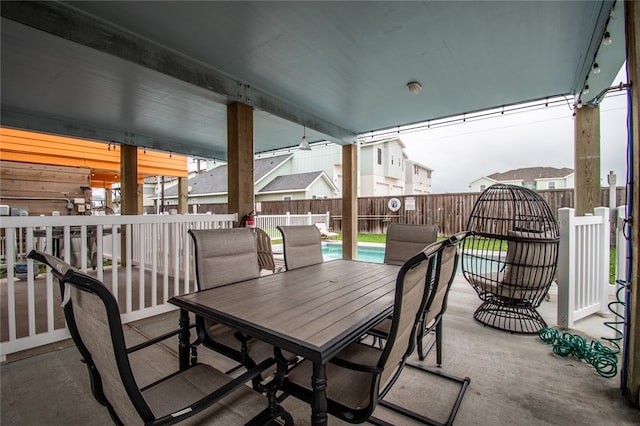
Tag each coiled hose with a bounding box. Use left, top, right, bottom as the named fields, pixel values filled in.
left=538, top=280, right=628, bottom=379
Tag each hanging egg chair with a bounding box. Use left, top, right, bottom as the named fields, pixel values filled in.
left=461, top=184, right=560, bottom=334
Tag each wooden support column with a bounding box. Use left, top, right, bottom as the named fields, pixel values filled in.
left=120, top=144, right=140, bottom=215
left=177, top=176, right=188, bottom=214
left=227, top=102, right=254, bottom=225
left=342, top=144, right=357, bottom=260
left=574, top=105, right=601, bottom=216
left=120, top=144, right=139, bottom=266
left=624, top=0, right=640, bottom=408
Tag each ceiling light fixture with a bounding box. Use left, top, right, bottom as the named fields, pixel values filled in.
left=299, top=125, right=311, bottom=150
left=603, top=31, right=612, bottom=46
left=583, top=84, right=590, bottom=95
left=593, top=63, right=601, bottom=74
left=406, top=81, right=422, bottom=94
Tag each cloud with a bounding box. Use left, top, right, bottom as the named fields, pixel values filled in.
left=403, top=93, right=627, bottom=193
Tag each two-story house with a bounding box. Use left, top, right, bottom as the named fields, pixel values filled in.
left=469, top=166, right=575, bottom=192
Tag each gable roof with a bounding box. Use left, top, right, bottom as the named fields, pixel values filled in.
left=255, top=154, right=292, bottom=183
left=162, top=154, right=297, bottom=197
left=487, top=167, right=574, bottom=183
left=259, top=171, right=335, bottom=193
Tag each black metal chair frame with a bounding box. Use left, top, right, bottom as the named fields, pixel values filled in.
left=280, top=240, right=470, bottom=425
left=28, top=249, right=292, bottom=426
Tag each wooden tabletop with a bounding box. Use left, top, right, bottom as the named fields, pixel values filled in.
left=169, top=259, right=400, bottom=362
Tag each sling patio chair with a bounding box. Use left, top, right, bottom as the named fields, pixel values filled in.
left=382, top=223, right=438, bottom=266
left=27, top=250, right=292, bottom=426
left=255, top=227, right=285, bottom=274
left=276, top=225, right=324, bottom=270
left=368, top=223, right=438, bottom=358
left=370, top=231, right=467, bottom=365
left=280, top=241, right=470, bottom=425
left=189, top=228, right=286, bottom=381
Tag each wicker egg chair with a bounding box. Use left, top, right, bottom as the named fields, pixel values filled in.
left=462, top=184, right=560, bottom=334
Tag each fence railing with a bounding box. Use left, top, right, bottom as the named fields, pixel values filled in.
left=557, top=207, right=610, bottom=328
left=256, top=212, right=331, bottom=239
left=0, top=213, right=236, bottom=360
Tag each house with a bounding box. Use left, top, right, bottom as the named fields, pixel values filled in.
left=161, top=154, right=339, bottom=206
left=469, top=167, right=575, bottom=192
left=279, top=137, right=433, bottom=197
left=156, top=138, right=433, bottom=206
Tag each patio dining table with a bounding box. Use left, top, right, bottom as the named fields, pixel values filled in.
left=168, top=259, right=401, bottom=425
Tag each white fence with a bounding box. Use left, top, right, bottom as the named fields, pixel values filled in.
left=0, top=213, right=236, bottom=359
left=256, top=211, right=331, bottom=239
left=557, top=207, right=610, bottom=328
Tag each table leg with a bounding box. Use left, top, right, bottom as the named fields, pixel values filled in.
left=311, top=361, right=328, bottom=426
left=178, top=308, right=190, bottom=371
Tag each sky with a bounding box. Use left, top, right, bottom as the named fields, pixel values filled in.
left=401, top=71, right=629, bottom=194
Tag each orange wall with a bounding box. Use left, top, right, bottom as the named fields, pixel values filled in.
left=0, top=128, right=188, bottom=187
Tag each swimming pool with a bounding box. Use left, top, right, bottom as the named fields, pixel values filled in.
left=321, top=243, right=386, bottom=263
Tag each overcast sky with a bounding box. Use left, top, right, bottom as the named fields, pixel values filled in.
left=402, top=70, right=628, bottom=194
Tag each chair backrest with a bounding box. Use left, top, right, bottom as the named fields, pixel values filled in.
left=383, top=223, right=439, bottom=266
left=377, top=241, right=443, bottom=392
left=189, top=228, right=260, bottom=290
left=27, top=250, right=153, bottom=425
left=422, top=232, right=466, bottom=327
left=276, top=225, right=323, bottom=270
left=255, top=227, right=277, bottom=273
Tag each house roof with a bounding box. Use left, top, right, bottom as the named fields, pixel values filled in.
left=163, top=154, right=292, bottom=197
left=487, top=167, right=574, bottom=183
left=255, top=154, right=292, bottom=183
left=259, top=171, right=334, bottom=193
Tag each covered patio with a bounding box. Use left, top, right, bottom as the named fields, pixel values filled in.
left=1, top=0, right=639, bottom=418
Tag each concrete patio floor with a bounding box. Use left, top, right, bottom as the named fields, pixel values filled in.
left=2, top=273, right=639, bottom=425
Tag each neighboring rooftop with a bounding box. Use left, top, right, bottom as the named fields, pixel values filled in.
left=259, top=171, right=328, bottom=193
left=487, top=166, right=574, bottom=183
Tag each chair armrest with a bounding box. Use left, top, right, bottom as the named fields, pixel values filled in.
left=329, top=356, right=382, bottom=374
left=126, top=324, right=196, bottom=354
left=153, top=358, right=278, bottom=424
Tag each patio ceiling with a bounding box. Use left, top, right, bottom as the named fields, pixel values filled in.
left=0, top=1, right=626, bottom=160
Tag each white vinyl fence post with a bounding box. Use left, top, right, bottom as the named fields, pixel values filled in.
left=594, top=207, right=610, bottom=314
left=557, top=207, right=575, bottom=328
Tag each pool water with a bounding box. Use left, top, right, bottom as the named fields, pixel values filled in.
left=322, top=243, right=385, bottom=263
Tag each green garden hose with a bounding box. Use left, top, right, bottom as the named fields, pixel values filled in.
left=538, top=327, right=618, bottom=378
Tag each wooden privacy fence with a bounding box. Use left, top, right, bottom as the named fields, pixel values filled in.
left=182, top=188, right=625, bottom=236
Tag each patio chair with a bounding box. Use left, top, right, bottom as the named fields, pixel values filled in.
left=315, top=221, right=339, bottom=239
left=368, top=223, right=438, bottom=356
left=27, top=250, right=292, bottom=426
left=461, top=184, right=560, bottom=334
left=255, top=227, right=284, bottom=273
left=370, top=231, right=467, bottom=365
left=189, top=228, right=279, bottom=378
left=383, top=223, right=438, bottom=266
left=276, top=225, right=323, bottom=270
left=281, top=241, right=470, bottom=425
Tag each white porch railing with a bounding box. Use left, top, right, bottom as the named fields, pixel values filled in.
left=0, top=213, right=236, bottom=360
left=256, top=212, right=331, bottom=239
left=557, top=207, right=610, bottom=328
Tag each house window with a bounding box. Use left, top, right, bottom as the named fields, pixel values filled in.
left=548, top=182, right=556, bottom=189
left=283, top=196, right=292, bottom=201
left=480, top=185, right=486, bottom=191
left=377, top=148, right=382, bottom=165
left=413, top=164, right=419, bottom=175
left=391, top=155, right=394, bottom=165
